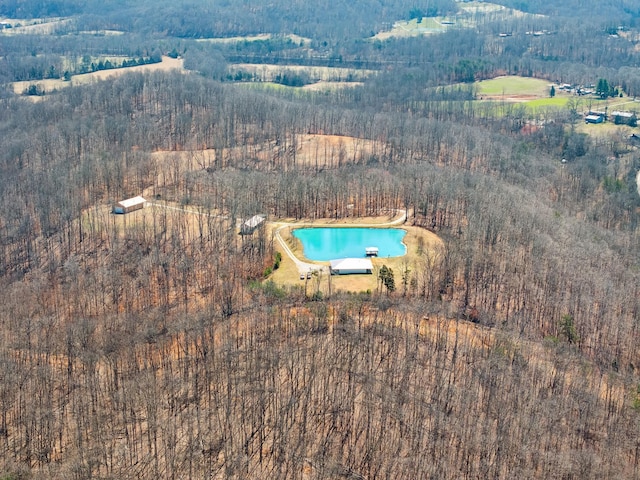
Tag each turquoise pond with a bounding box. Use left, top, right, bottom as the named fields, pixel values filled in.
left=292, top=228, right=407, bottom=261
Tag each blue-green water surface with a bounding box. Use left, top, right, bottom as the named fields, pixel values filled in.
left=292, top=228, right=406, bottom=261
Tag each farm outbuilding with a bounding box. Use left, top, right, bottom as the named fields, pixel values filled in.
left=585, top=114, right=604, bottom=124
left=611, top=110, right=637, bottom=125
left=329, top=258, right=373, bottom=275
left=240, top=214, right=266, bottom=235
left=113, top=196, right=146, bottom=214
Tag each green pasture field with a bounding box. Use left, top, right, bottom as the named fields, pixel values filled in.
left=476, top=76, right=552, bottom=96
left=406, top=17, right=446, bottom=30
left=372, top=16, right=446, bottom=39
left=372, top=1, right=534, bottom=40
left=523, top=96, right=570, bottom=111
left=240, top=82, right=294, bottom=92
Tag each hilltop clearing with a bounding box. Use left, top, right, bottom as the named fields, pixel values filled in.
left=11, top=56, right=185, bottom=95
left=371, top=1, right=543, bottom=40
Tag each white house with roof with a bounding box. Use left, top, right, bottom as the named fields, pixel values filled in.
left=610, top=110, right=637, bottom=125
left=112, top=196, right=146, bottom=214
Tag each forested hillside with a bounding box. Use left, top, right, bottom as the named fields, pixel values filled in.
left=0, top=1, right=639, bottom=478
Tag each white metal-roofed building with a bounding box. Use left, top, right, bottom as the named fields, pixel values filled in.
left=329, top=258, right=373, bottom=275
left=240, top=214, right=266, bottom=235
left=113, top=196, right=146, bottom=214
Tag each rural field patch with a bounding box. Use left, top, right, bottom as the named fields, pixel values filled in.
left=11, top=56, right=185, bottom=95
left=197, top=33, right=311, bottom=45
left=372, top=17, right=446, bottom=40
left=477, top=76, right=553, bottom=97
left=0, top=17, right=71, bottom=35
left=228, top=63, right=375, bottom=83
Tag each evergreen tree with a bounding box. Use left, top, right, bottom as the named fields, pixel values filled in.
left=596, top=78, right=610, bottom=98
left=378, top=265, right=396, bottom=293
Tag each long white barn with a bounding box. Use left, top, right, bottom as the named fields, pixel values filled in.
left=329, top=258, right=373, bottom=275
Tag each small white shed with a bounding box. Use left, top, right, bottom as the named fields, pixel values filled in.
left=113, top=196, right=146, bottom=214
left=240, top=214, right=266, bottom=235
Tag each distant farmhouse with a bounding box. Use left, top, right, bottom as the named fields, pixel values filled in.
left=586, top=110, right=607, bottom=124
left=113, top=196, right=146, bottom=214
left=610, top=110, right=637, bottom=126
left=585, top=109, right=637, bottom=126
left=240, top=214, right=266, bottom=235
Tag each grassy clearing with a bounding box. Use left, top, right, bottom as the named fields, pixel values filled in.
left=460, top=1, right=508, bottom=13
left=0, top=17, right=71, bottom=35
left=236, top=82, right=295, bottom=93
left=302, top=81, right=364, bottom=91
left=522, top=97, right=572, bottom=114
left=574, top=121, right=635, bottom=137
left=477, top=76, right=552, bottom=96
left=372, top=2, right=539, bottom=40
left=151, top=133, right=383, bottom=173
left=197, top=33, right=311, bottom=45
left=228, top=63, right=375, bottom=83
left=11, top=56, right=185, bottom=95
left=372, top=17, right=447, bottom=40
left=459, top=1, right=517, bottom=15
left=523, top=97, right=570, bottom=108
left=605, top=98, right=640, bottom=111
left=457, top=1, right=542, bottom=19
left=77, top=30, right=125, bottom=36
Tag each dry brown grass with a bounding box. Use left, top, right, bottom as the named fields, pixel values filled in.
left=150, top=133, right=385, bottom=172
left=11, top=56, right=185, bottom=94
left=302, top=80, right=364, bottom=91
left=228, top=63, right=374, bottom=82
left=197, top=33, right=311, bottom=45
left=0, top=17, right=71, bottom=35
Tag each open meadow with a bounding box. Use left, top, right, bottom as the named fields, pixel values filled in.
left=11, top=56, right=185, bottom=94
left=372, top=17, right=447, bottom=40
left=197, top=33, right=310, bottom=45
left=0, top=17, right=72, bottom=34
left=228, top=63, right=374, bottom=83
left=476, top=75, right=554, bottom=99
left=371, top=1, right=538, bottom=40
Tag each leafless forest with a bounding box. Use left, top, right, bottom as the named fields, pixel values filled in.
left=1, top=0, right=640, bottom=478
